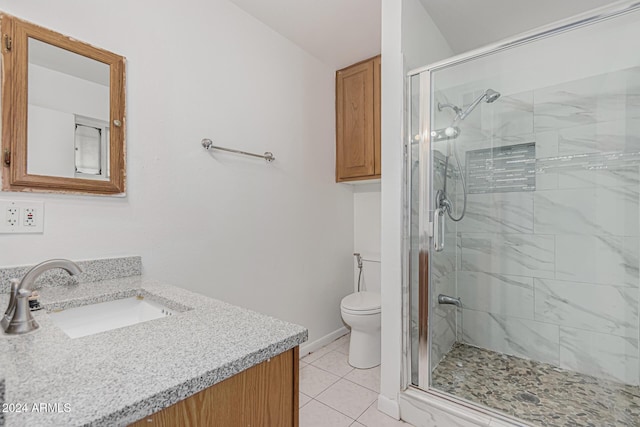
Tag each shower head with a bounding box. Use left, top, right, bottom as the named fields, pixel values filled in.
left=485, top=89, right=501, bottom=103
left=457, top=88, right=501, bottom=121
left=431, top=88, right=501, bottom=141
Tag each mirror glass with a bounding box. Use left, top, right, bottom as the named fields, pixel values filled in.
left=27, top=38, right=110, bottom=180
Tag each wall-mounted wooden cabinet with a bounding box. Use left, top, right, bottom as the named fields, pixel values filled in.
left=130, top=348, right=298, bottom=427
left=335, top=55, right=381, bottom=182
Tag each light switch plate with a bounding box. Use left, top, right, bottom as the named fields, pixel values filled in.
left=0, top=200, right=44, bottom=234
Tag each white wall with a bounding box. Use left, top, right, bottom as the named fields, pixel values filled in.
left=0, top=0, right=354, bottom=345
left=354, top=183, right=381, bottom=258
left=379, top=0, right=453, bottom=418
left=401, top=0, right=452, bottom=72
left=353, top=182, right=381, bottom=292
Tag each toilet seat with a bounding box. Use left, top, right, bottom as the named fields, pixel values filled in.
left=341, top=291, right=381, bottom=315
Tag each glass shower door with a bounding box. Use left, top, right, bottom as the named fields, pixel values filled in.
left=408, top=4, right=640, bottom=426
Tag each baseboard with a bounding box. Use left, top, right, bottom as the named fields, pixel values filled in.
left=377, top=394, right=400, bottom=419
left=299, top=326, right=349, bottom=357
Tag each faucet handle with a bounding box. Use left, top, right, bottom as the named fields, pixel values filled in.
left=4, top=286, right=39, bottom=335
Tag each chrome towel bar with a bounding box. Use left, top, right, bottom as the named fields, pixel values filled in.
left=201, top=139, right=275, bottom=162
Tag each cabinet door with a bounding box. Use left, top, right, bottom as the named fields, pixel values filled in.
left=373, top=55, right=381, bottom=177
left=336, top=59, right=376, bottom=181
left=130, top=348, right=298, bottom=427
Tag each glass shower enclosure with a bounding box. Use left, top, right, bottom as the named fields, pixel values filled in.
left=407, top=3, right=640, bottom=426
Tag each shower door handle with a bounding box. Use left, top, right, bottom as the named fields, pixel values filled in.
left=433, top=208, right=445, bottom=252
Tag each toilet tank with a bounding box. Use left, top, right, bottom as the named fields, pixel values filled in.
left=354, top=255, right=381, bottom=293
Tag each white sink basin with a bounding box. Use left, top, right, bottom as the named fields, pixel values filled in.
left=48, top=296, right=176, bottom=338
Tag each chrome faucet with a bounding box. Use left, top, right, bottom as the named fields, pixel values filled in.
left=2, top=259, right=82, bottom=335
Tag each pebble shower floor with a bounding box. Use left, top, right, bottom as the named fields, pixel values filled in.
left=432, top=343, right=640, bottom=427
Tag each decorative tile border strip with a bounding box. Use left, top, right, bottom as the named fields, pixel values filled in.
left=536, top=150, right=640, bottom=174
left=466, top=142, right=536, bottom=194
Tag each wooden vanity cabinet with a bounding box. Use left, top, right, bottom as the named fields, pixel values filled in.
left=335, top=55, right=381, bottom=182
left=130, top=347, right=299, bottom=427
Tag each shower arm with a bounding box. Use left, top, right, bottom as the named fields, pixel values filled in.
left=457, top=92, right=488, bottom=121
left=437, top=102, right=462, bottom=115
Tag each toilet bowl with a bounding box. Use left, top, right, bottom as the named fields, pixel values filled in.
left=340, top=291, right=381, bottom=369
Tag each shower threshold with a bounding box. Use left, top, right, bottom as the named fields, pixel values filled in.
left=431, top=343, right=640, bottom=427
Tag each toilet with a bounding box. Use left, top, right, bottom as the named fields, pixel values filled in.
left=340, top=258, right=381, bottom=369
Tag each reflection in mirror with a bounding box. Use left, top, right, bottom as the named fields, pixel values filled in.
left=1, top=13, right=126, bottom=194
left=74, top=115, right=110, bottom=179
left=27, top=38, right=110, bottom=180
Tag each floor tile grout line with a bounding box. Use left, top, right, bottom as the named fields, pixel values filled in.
left=305, top=356, right=379, bottom=387
left=309, top=393, right=378, bottom=425
left=341, top=376, right=380, bottom=393
left=301, top=334, right=398, bottom=426
left=308, top=397, right=356, bottom=424
left=353, top=401, right=383, bottom=426
left=299, top=391, right=314, bottom=410
left=309, top=377, right=341, bottom=399
left=313, top=381, right=379, bottom=421
left=305, top=362, right=354, bottom=378
left=306, top=349, right=356, bottom=377
left=307, top=372, right=380, bottom=423
left=356, top=399, right=378, bottom=427
left=308, top=360, right=353, bottom=372
left=352, top=398, right=380, bottom=422
left=299, top=365, right=342, bottom=398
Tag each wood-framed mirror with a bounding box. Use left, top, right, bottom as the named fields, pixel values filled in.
left=1, top=13, right=126, bottom=195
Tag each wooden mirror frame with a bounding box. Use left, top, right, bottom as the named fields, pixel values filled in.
left=0, top=13, right=126, bottom=194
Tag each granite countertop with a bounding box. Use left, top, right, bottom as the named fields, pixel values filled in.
left=0, top=276, right=308, bottom=427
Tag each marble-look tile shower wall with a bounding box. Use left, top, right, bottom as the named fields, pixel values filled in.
left=452, top=68, right=640, bottom=386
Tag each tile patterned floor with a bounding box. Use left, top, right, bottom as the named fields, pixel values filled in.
left=432, top=343, right=640, bottom=427
left=299, top=333, right=412, bottom=427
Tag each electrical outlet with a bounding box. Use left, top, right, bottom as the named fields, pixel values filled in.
left=23, top=208, right=36, bottom=226
left=6, top=206, right=18, bottom=227
left=0, top=200, right=44, bottom=233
